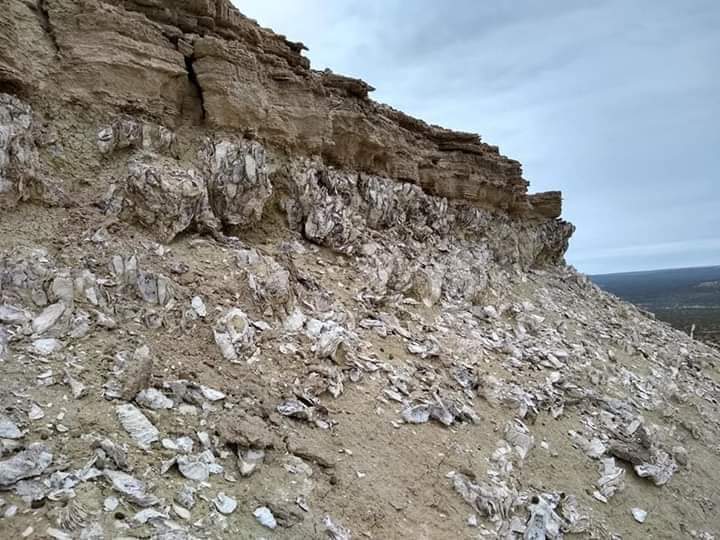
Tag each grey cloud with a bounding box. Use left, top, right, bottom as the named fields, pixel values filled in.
left=235, top=0, right=720, bottom=274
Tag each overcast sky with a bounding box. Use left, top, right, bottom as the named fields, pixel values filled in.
left=234, top=0, right=720, bottom=274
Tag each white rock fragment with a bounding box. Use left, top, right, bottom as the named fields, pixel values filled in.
left=45, top=528, right=73, bottom=540
left=213, top=308, right=255, bottom=361
left=135, top=388, right=173, bottom=410
left=0, top=415, right=23, bottom=439
left=162, top=437, right=194, bottom=454
left=31, top=302, right=65, bottom=334
left=596, top=457, right=625, bottom=500
left=4, top=505, right=18, bottom=518
left=173, top=503, right=191, bottom=521
left=253, top=506, right=277, bottom=529
left=176, top=455, right=209, bottom=482
left=31, top=338, right=64, bottom=356
left=64, top=370, right=87, bottom=399
left=504, top=419, right=534, bottom=461
left=324, top=515, right=352, bottom=540
left=631, top=507, right=647, bottom=523
left=239, top=449, right=265, bottom=477
left=104, top=469, right=159, bottom=507
left=634, top=450, right=677, bottom=486
left=104, top=496, right=119, bottom=512
left=133, top=508, right=169, bottom=524
left=283, top=307, right=306, bottom=333
left=199, top=385, right=225, bottom=401
left=0, top=304, right=29, bottom=324
left=28, top=404, right=45, bottom=421
left=191, top=296, right=207, bottom=318
left=214, top=493, right=237, bottom=515
left=116, top=404, right=159, bottom=448
left=401, top=404, right=430, bottom=424
left=0, top=443, right=53, bottom=487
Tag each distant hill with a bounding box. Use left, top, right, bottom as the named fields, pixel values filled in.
left=591, top=266, right=720, bottom=345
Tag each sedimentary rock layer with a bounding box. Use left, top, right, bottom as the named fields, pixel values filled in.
left=0, top=0, right=570, bottom=224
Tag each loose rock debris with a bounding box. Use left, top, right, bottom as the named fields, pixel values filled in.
left=0, top=53, right=718, bottom=540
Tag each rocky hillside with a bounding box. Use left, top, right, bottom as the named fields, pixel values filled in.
left=0, top=1, right=718, bottom=539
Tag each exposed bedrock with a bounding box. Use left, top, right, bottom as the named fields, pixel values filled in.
left=0, top=0, right=573, bottom=268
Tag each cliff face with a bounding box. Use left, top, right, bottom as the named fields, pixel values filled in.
left=1, top=0, right=568, bottom=228
left=3, top=3, right=718, bottom=540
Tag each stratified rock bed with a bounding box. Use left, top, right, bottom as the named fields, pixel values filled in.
left=0, top=1, right=718, bottom=539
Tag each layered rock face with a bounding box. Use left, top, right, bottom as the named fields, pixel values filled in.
left=0, top=0, right=568, bottom=233
left=6, top=3, right=718, bottom=540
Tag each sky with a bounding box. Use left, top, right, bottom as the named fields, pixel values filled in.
left=233, top=0, right=720, bottom=274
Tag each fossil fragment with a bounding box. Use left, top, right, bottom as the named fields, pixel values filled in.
left=104, top=469, right=159, bottom=507
left=254, top=505, right=277, bottom=529
left=214, top=493, right=237, bottom=515
left=116, top=404, right=159, bottom=448
left=0, top=444, right=53, bottom=487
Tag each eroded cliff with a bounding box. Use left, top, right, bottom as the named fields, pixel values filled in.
left=0, top=2, right=718, bottom=540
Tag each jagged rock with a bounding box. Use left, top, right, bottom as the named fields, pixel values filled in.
left=97, top=118, right=175, bottom=156
left=117, top=159, right=207, bottom=243
left=0, top=94, right=51, bottom=209
left=116, top=404, right=160, bottom=448
left=104, top=470, right=159, bottom=508
left=0, top=444, right=53, bottom=487
left=213, top=308, right=255, bottom=361
left=201, top=139, right=272, bottom=228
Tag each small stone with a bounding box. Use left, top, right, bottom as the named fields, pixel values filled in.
left=173, top=503, right=191, bottom=520
left=0, top=415, right=23, bottom=439
left=253, top=506, right=277, bottom=529
left=4, top=504, right=18, bottom=518
left=104, top=496, right=119, bottom=512
left=214, top=493, right=237, bottom=515
left=631, top=507, right=647, bottom=523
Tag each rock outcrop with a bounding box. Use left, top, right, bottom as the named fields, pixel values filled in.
left=3, top=3, right=716, bottom=540
left=1, top=0, right=571, bottom=241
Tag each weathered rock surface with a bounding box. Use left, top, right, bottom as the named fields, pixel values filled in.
left=1, top=2, right=718, bottom=540
left=0, top=0, right=570, bottom=232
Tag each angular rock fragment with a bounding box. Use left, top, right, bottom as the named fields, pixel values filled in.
left=0, top=444, right=53, bottom=487
left=176, top=455, right=210, bottom=482
left=202, top=139, right=272, bottom=228
left=31, top=338, right=63, bottom=356
left=64, top=370, right=87, bottom=399
left=117, top=159, right=207, bottom=243
left=401, top=404, right=431, bottom=424
left=116, top=404, right=160, bottom=448
left=214, top=493, right=237, bottom=515
left=631, top=507, right=647, bottom=523
left=213, top=308, right=255, bottom=361
left=451, top=472, right=516, bottom=521
left=175, top=484, right=196, bottom=510
left=254, top=505, right=277, bottom=529
left=96, top=439, right=130, bottom=471
left=504, top=419, right=534, bottom=461
left=106, top=346, right=154, bottom=401
left=0, top=415, right=23, bottom=439
left=136, top=388, right=173, bottom=410
left=323, top=515, right=352, bottom=540
left=31, top=302, right=65, bottom=334
left=162, top=436, right=194, bottom=454
left=238, top=449, right=265, bottom=477
left=104, top=470, right=159, bottom=507
left=634, top=449, right=677, bottom=486
left=0, top=304, right=29, bottom=324
left=595, top=458, right=625, bottom=501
